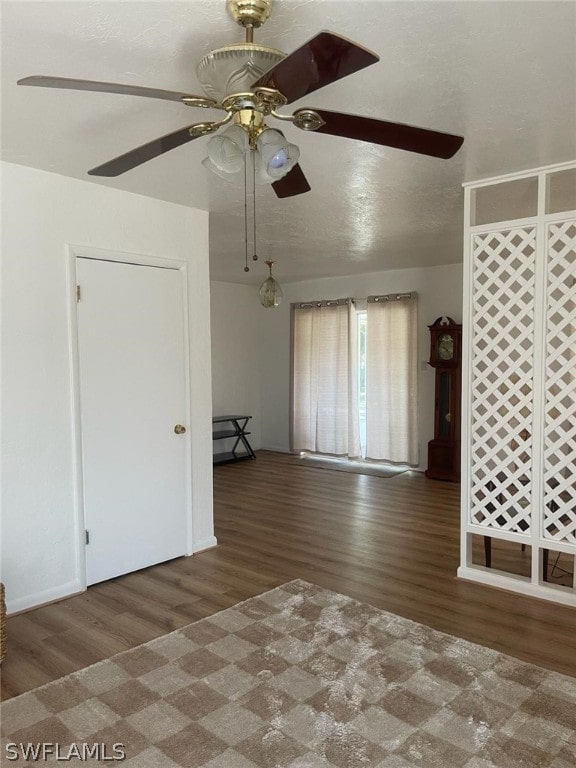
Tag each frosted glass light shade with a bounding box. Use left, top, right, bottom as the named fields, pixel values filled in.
left=207, top=125, right=248, bottom=173
left=259, top=276, right=282, bottom=308
left=197, top=44, right=285, bottom=102
left=202, top=152, right=279, bottom=185
left=202, top=156, right=242, bottom=182
left=257, top=129, right=300, bottom=180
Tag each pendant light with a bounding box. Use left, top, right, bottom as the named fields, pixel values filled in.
left=260, top=260, right=282, bottom=308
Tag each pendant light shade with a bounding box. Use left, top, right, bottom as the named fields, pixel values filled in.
left=260, top=260, right=282, bottom=308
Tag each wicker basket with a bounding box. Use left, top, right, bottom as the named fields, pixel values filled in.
left=0, top=583, right=6, bottom=664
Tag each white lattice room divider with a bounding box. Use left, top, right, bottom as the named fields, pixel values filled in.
left=543, top=221, right=576, bottom=545
left=460, top=162, right=576, bottom=606
left=469, top=228, right=536, bottom=536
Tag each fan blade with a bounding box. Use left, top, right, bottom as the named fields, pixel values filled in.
left=272, top=164, right=311, bottom=198
left=88, top=124, right=205, bottom=177
left=302, top=109, right=464, bottom=159
left=17, top=76, right=216, bottom=107
left=252, top=31, right=378, bottom=104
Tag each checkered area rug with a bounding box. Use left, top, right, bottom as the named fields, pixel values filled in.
left=2, top=580, right=576, bottom=767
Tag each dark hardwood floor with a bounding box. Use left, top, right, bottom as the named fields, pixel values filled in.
left=2, top=450, right=575, bottom=700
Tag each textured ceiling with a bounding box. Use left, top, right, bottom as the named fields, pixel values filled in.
left=2, top=1, right=575, bottom=284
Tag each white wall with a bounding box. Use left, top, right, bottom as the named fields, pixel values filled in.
left=258, top=264, right=464, bottom=467
left=1, top=162, right=214, bottom=613
left=210, top=281, right=262, bottom=450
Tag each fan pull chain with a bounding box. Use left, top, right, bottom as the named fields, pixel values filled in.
left=243, top=154, right=249, bottom=273
left=252, top=150, right=258, bottom=262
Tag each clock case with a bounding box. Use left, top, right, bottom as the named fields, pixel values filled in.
left=426, top=317, right=462, bottom=482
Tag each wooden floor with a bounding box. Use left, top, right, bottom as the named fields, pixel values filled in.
left=2, top=450, right=575, bottom=700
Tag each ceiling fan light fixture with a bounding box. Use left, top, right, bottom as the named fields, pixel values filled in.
left=206, top=124, right=248, bottom=173
left=257, top=128, right=300, bottom=180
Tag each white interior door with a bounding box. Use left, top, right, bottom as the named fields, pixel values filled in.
left=76, top=257, right=189, bottom=585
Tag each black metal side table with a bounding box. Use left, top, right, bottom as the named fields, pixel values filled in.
left=212, top=415, right=256, bottom=465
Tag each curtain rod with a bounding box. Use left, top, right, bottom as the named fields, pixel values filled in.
left=292, top=298, right=355, bottom=309
left=292, top=293, right=416, bottom=309
left=368, top=292, right=416, bottom=303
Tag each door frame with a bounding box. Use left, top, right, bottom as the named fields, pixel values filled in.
left=66, top=244, right=194, bottom=592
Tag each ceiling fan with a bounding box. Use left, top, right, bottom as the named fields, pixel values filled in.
left=17, top=0, right=464, bottom=198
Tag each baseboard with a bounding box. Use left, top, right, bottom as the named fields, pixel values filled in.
left=457, top=566, right=576, bottom=607
left=191, top=536, right=218, bottom=554
left=6, top=579, right=85, bottom=616
left=259, top=446, right=291, bottom=454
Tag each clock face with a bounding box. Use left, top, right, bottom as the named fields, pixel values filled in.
left=438, top=333, right=454, bottom=361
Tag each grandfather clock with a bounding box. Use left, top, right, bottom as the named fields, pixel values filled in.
left=426, top=317, right=462, bottom=482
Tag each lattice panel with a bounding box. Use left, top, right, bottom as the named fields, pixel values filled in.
left=469, top=228, right=537, bottom=534
left=543, top=221, right=576, bottom=543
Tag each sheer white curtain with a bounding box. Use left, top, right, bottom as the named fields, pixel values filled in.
left=291, top=299, right=361, bottom=457
left=365, top=293, right=419, bottom=465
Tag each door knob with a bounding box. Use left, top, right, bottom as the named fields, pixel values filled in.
left=174, top=424, right=186, bottom=434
